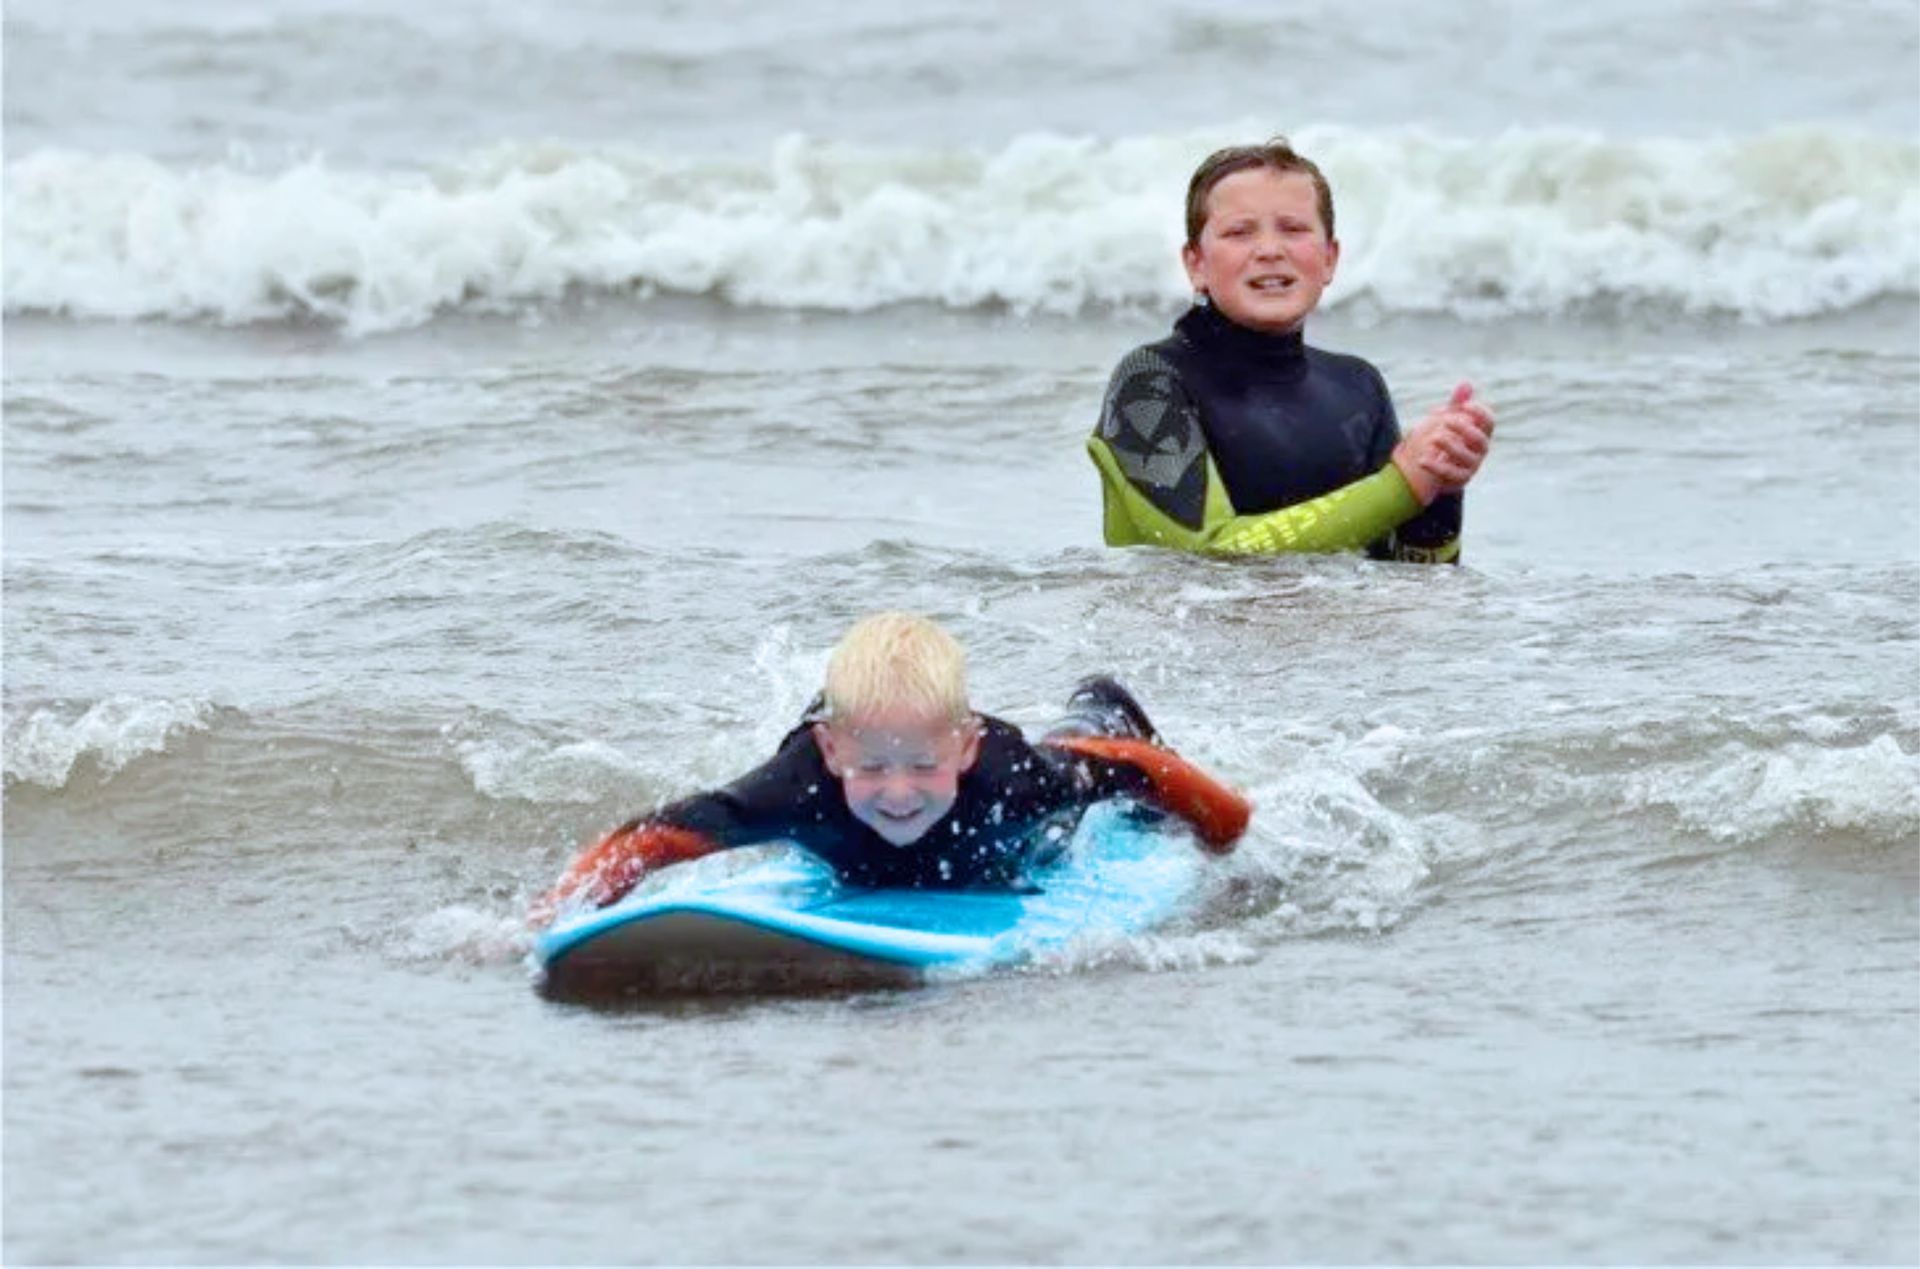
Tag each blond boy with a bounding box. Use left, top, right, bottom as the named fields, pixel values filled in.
left=533, top=613, right=1249, bottom=923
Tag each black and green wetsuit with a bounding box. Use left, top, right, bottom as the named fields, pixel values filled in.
left=1088, top=304, right=1463, bottom=563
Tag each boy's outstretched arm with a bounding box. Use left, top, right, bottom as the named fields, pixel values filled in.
left=528, top=720, right=835, bottom=927
left=1041, top=735, right=1252, bottom=853
left=527, top=820, right=719, bottom=927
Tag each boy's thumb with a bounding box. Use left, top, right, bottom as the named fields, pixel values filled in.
left=1449, top=381, right=1474, bottom=407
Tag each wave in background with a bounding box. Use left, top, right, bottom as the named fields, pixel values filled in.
left=7, top=125, right=1916, bottom=332
left=10, top=686, right=1915, bottom=875
left=3, top=695, right=219, bottom=789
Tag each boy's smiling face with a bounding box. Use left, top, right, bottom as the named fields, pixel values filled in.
left=814, top=706, right=981, bottom=846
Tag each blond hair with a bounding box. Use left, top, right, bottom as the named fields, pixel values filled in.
left=822, top=612, right=971, bottom=724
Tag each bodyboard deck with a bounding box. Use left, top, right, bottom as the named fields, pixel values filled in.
left=534, top=804, right=1203, bottom=999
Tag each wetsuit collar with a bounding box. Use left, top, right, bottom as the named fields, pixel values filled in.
left=1177, top=302, right=1307, bottom=379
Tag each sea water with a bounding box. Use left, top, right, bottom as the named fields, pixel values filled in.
left=5, top=1, right=1918, bottom=1262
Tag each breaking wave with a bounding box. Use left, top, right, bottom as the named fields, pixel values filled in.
left=7, top=125, right=1914, bottom=332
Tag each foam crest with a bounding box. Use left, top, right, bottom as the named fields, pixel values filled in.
left=7, top=126, right=1913, bottom=331
left=382, top=904, right=532, bottom=965
left=1225, top=725, right=1452, bottom=937
left=3, top=696, right=215, bottom=789
left=454, top=732, right=647, bottom=805
left=1326, top=126, right=1919, bottom=320
left=742, top=623, right=829, bottom=749
left=1015, top=927, right=1261, bottom=978
left=444, top=632, right=820, bottom=815
left=1627, top=732, right=1920, bottom=845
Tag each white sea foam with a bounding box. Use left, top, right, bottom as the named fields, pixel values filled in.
left=384, top=904, right=531, bottom=965
left=1233, top=735, right=1449, bottom=936
left=1627, top=732, right=1920, bottom=845
left=1017, top=927, right=1260, bottom=978
left=3, top=696, right=215, bottom=789
left=7, top=126, right=1914, bottom=332
left=455, top=734, right=646, bottom=805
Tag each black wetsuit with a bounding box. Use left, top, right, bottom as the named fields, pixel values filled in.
left=648, top=711, right=1159, bottom=890
left=1098, top=303, right=1462, bottom=560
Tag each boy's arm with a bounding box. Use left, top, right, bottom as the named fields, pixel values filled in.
left=1039, top=734, right=1251, bottom=853
left=527, top=819, right=719, bottom=926
left=1091, top=347, right=1423, bottom=555
left=1376, top=492, right=1463, bottom=564
left=1090, top=435, right=1423, bottom=555
left=1364, top=367, right=1463, bottom=565
left=527, top=724, right=827, bottom=926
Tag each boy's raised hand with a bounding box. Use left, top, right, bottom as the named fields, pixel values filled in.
left=1392, top=381, right=1496, bottom=503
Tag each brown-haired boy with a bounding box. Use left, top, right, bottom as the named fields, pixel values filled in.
left=1090, top=136, right=1496, bottom=562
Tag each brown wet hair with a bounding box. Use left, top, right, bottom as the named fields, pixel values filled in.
left=1184, top=138, right=1335, bottom=246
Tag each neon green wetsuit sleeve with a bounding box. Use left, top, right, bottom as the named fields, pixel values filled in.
left=1088, top=337, right=1459, bottom=561
left=1087, top=433, right=1424, bottom=556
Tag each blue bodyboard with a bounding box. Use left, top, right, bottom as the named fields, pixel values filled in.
left=534, top=804, right=1204, bottom=996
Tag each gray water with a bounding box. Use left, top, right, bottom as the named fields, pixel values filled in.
left=6, top=1, right=1920, bottom=1264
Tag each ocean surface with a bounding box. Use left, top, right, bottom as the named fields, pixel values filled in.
left=5, top=0, right=1919, bottom=1263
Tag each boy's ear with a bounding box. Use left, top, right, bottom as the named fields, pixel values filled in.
left=1180, top=241, right=1207, bottom=295
left=956, top=718, right=982, bottom=773
left=813, top=722, right=845, bottom=776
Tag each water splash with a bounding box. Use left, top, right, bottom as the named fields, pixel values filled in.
left=3, top=696, right=215, bottom=789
